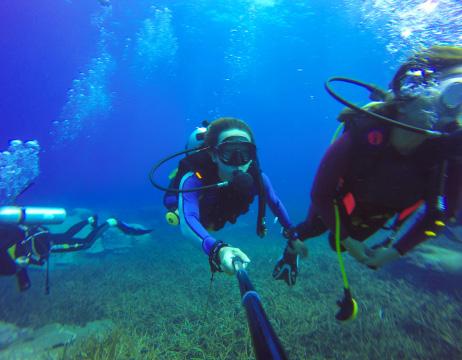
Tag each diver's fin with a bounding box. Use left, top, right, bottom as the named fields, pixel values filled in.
left=116, top=221, right=152, bottom=236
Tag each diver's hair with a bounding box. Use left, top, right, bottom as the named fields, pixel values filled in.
left=203, top=117, right=255, bottom=147
left=391, top=45, right=462, bottom=94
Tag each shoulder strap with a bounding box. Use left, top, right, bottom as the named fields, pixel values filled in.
left=339, top=101, right=396, bottom=149
left=172, top=151, right=216, bottom=189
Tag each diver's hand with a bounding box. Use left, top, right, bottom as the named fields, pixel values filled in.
left=273, top=245, right=300, bottom=286
left=288, top=239, right=308, bottom=258
left=282, top=227, right=308, bottom=258
left=218, top=246, right=250, bottom=275
left=343, top=238, right=369, bottom=263
left=282, top=227, right=298, bottom=241
left=364, top=247, right=400, bottom=269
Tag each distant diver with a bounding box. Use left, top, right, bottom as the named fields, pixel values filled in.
left=273, top=45, right=462, bottom=286
left=0, top=208, right=152, bottom=292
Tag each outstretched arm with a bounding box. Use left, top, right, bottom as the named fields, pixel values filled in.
left=295, top=132, right=354, bottom=240
left=261, top=173, right=292, bottom=229
left=178, top=172, right=217, bottom=255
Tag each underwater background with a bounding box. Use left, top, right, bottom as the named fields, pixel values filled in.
left=1, top=0, right=462, bottom=358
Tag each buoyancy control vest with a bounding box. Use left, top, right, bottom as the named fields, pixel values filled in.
left=164, top=151, right=267, bottom=234
left=337, top=102, right=441, bottom=211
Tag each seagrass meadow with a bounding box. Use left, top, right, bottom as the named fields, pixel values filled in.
left=1, top=221, right=461, bottom=360
left=3, top=1, right=462, bottom=359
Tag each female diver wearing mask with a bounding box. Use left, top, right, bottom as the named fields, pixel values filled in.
left=161, top=117, right=295, bottom=276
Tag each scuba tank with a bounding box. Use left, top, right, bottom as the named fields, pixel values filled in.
left=186, top=126, right=207, bottom=152
left=0, top=206, right=67, bottom=225
left=164, top=125, right=208, bottom=226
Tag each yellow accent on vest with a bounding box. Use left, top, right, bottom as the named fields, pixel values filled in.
left=7, top=245, right=17, bottom=260
left=165, top=211, right=179, bottom=226
left=195, top=172, right=203, bottom=179
left=435, top=220, right=445, bottom=227
left=424, top=230, right=437, bottom=237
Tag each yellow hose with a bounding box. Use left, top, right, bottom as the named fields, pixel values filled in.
left=330, top=123, right=345, bottom=144
left=334, top=203, right=349, bottom=289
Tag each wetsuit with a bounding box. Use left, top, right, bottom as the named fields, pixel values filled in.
left=165, top=170, right=292, bottom=255
left=296, top=128, right=462, bottom=255
left=0, top=218, right=151, bottom=291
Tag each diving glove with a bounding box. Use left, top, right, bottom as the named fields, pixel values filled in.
left=272, top=244, right=299, bottom=286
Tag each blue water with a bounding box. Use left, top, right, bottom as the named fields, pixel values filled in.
left=1, top=1, right=462, bottom=358
left=0, top=0, right=398, bottom=212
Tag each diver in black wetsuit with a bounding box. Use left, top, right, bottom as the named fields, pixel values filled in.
left=273, top=45, right=462, bottom=287
left=0, top=216, right=152, bottom=292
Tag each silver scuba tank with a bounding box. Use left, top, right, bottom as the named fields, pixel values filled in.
left=0, top=206, right=67, bottom=225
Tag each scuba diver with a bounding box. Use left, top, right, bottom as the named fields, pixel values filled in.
left=0, top=207, right=152, bottom=292
left=150, top=117, right=294, bottom=275
left=273, top=45, right=462, bottom=287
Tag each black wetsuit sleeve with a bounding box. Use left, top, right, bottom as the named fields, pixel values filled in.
left=296, top=132, right=353, bottom=240
left=393, top=162, right=448, bottom=255
left=295, top=206, right=328, bottom=240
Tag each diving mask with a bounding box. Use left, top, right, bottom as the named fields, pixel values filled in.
left=398, top=68, right=437, bottom=98
left=215, top=137, right=256, bottom=166
left=398, top=68, right=462, bottom=109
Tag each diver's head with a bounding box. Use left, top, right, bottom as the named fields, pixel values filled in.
left=204, top=117, right=257, bottom=182
left=390, top=46, right=462, bottom=153
left=391, top=46, right=462, bottom=124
